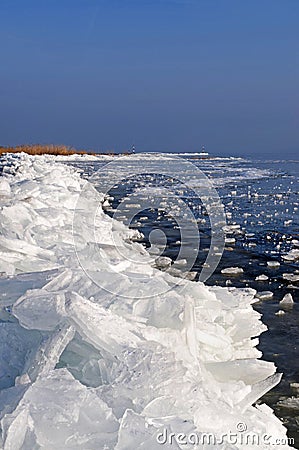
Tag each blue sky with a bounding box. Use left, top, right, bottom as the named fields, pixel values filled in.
left=0, top=0, right=298, bottom=157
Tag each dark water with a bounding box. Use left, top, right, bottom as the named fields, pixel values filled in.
left=68, top=156, right=299, bottom=445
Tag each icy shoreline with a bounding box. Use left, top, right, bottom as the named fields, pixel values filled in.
left=0, top=154, right=293, bottom=449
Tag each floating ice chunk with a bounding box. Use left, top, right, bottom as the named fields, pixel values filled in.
left=275, top=310, right=285, bottom=316
left=173, top=258, right=187, bottom=267
left=223, top=224, right=241, bottom=234
left=277, top=396, right=299, bottom=410
left=255, top=274, right=269, bottom=281
left=154, top=256, right=172, bottom=270
left=290, top=382, right=299, bottom=394
left=255, top=291, right=274, bottom=300
left=221, top=267, right=244, bottom=275
left=282, top=249, right=299, bottom=261
left=282, top=273, right=299, bottom=283
left=279, top=293, right=294, bottom=308
left=267, top=261, right=280, bottom=268
left=225, top=237, right=236, bottom=245
left=284, top=219, right=293, bottom=226
left=286, top=284, right=299, bottom=290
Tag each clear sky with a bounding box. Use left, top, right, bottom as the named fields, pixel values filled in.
left=0, top=0, right=298, bottom=157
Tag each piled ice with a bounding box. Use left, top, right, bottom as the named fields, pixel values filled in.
left=0, top=153, right=292, bottom=449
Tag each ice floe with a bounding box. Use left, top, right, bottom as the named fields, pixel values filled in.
left=255, top=291, right=274, bottom=301
left=221, top=267, right=244, bottom=275
left=267, top=261, right=280, bottom=268
left=255, top=274, right=269, bottom=281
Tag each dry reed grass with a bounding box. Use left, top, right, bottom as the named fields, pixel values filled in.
left=0, top=144, right=95, bottom=156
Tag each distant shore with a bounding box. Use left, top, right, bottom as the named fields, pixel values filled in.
left=0, top=144, right=123, bottom=157
left=0, top=145, right=215, bottom=159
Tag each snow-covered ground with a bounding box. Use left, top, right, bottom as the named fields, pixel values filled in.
left=0, top=153, right=293, bottom=449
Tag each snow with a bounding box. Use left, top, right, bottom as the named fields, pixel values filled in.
left=0, top=153, right=292, bottom=449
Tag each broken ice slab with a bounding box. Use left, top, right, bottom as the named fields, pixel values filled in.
left=0, top=270, right=57, bottom=307
left=1, top=369, right=119, bottom=450
left=13, top=290, right=66, bottom=331
left=65, top=292, right=142, bottom=356
left=237, top=373, right=282, bottom=412
left=0, top=236, right=55, bottom=260
left=204, top=359, right=276, bottom=385
left=13, top=324, right=75, bottom=385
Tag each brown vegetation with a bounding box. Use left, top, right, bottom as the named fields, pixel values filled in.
left=0, top=144, right=96, bottom=156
